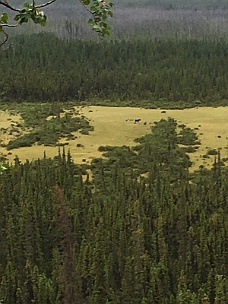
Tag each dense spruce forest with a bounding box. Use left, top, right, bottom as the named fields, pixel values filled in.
left=1, top=33, right=228, bottom=106
left=0, top=118, right=227, bottom=303
left=0, top=1, right=228, bottom=303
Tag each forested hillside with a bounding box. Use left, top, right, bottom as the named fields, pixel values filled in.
left=0, top=118, right=227, bottom=303
left=0, top=2, right=228, bottom=303
left=1, top=33, right=228, bottom=106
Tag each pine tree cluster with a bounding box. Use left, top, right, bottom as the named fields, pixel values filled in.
left=0, top=119, right=227, bottom=303
left=1, top=33, right=228, bottom=105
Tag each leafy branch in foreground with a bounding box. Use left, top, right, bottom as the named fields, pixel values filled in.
left=0, top=0, right=114, bottom=45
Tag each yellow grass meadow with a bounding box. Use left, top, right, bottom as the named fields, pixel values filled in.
left=0, top=106, right=228, bottom=171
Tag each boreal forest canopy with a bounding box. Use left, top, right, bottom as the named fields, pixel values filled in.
left=0, top=1, right=227, bottom=303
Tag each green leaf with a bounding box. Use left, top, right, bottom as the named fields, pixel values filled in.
left=23, top=2, right=30, bottom=8
left=39, top=16, right=47, bottom=26
left=33, top=18, right=40, bottom=24
left=88, top=18, right=95, bottom=25
left=19, top=17, right=29, bottom=24
left=14, top=15, right=21, bottom=21
left=92, top=24, right=101, bottom=30
left=1, top=13, right=8, bottom=24
left=90, top=5, right=97, bottom=12
left=82, top=0, right=90, bottom=5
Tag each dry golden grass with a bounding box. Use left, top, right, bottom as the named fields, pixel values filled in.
left=0, top=106, right=228, bottom=171
left=0, top=111, right=23, bottom=158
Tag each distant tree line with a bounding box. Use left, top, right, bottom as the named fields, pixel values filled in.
left=0, top=33, right=228, bottom=106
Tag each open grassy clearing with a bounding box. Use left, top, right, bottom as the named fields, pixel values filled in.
left=0, top=105, right=228, bottom=171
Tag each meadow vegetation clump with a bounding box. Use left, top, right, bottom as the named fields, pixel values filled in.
left=94, top=118, right=195, bottom=182
left=178, top=126, right=200, bottom=146
left=0, top=152, right=7, bottom=162
left=76, top=143, right=84, bottom=148
left=181, top=145, right=199, bottom=153
left=5, top=104, right=93, bottom=150
left=207, top=148, right=218, bottom=156
left=98, top=145, right=116, bottom=152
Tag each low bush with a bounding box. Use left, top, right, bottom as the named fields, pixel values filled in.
left=182, top=146, right=198, bottom=153
left=207, top=149, right=218, bottom=156
left=178, top=127, right=199, bottom=145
